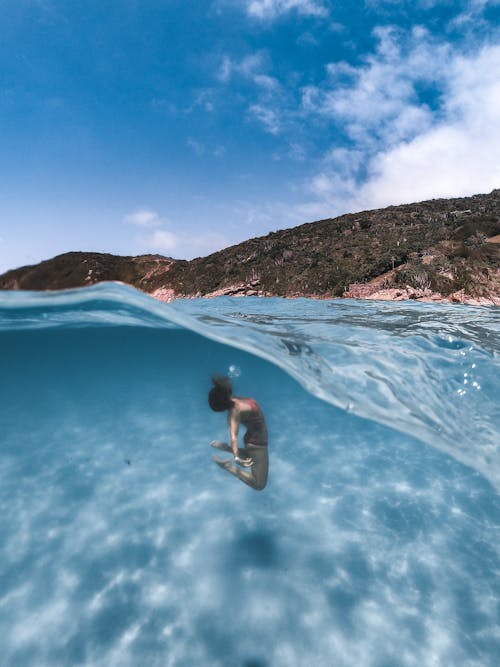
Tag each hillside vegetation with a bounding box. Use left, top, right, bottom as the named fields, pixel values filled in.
left=1, top=189, right=500, bottom=302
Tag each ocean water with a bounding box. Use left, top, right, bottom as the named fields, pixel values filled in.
left=0, top=283, right=499, bottom=667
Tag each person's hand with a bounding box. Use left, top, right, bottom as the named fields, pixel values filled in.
left=234, top=456, right=253, bottom=467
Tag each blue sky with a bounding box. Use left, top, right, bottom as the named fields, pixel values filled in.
left=1, top=0, right=500, bottom=272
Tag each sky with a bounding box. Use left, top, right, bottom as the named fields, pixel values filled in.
left=1, top=0, right=500, bottom=273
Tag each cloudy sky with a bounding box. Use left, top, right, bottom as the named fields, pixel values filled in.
left=1, top=0, right=500, bottom=272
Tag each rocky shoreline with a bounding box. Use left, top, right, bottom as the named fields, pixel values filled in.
left=150, top=282, right=500, bottom=306
left=347, top=287, right=500, bottom=306
left=343, top=282, right=500, bottom=306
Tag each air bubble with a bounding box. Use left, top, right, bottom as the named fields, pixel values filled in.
left=228, top=365, right=241, bottom=378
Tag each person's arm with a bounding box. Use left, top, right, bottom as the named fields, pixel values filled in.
left=229, top=408, right=240, bottom=458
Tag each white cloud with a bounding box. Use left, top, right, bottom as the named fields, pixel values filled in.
left=253, top=73, right=281, bottom=91
left=248, top=103, right=281, bottom=134
left=357, top=45, right=500, bottom=208
left=188, top=89, right=216, bottom=113
left=218, top=51, right=285, bottom=134
left=297, top=29, right=500, bottom=217
left=147, top=229, right=179, bottom=253
left=123, top=209, right=164, bottom=228
left=124, top=209, right=229, bottom=260
left=245, top=0, right=328, bottom=19
left=135, top=219, right=229, bottom=259
left=302, top=26, right=445, bottom=148
left=218, top=52, right=267, bottom=83
left=218, top=55, right=233, bottom=83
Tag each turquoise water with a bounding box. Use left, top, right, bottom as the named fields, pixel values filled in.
left=0, top=284, right=499, bottom=667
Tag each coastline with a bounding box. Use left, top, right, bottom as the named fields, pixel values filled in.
left=343, top=285, right=500, bottom=306
left=150, top=284, right=500, bottom=306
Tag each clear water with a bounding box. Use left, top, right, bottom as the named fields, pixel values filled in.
left=0, top=284, right=499, bottom=667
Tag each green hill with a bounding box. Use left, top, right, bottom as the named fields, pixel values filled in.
left=2, top=189, right=499, bottom=302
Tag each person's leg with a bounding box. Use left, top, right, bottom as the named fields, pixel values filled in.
left=212, top=445, right=268, bottom=491
left=211, top=441, right=247, bottom=457
left=246, top=444, right=268, bottom=490
left=210, top=440, right=231, bottom=452
left=212, top=456, right=256, bottom=486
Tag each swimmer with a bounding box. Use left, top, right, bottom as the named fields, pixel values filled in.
left=208, top=375, right=268, bottom=491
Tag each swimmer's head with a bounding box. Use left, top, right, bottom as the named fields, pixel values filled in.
left=208, top=375, right=233, bottom=412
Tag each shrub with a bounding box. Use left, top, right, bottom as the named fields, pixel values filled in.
left=395, top=266, right=431, bottom=290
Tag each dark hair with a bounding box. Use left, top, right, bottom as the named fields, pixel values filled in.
left=208, top=375, right=233, bottom=412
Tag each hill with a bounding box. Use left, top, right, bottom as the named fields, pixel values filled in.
left=1, top=190, right=500, bottom=303
left=0, top=252, right=177, bottom=292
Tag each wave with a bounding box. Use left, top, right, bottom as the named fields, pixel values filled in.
left=1, top=282, right=498, bottom=488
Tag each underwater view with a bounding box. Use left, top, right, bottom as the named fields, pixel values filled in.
left=0, top=284, right=499, bottom=667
